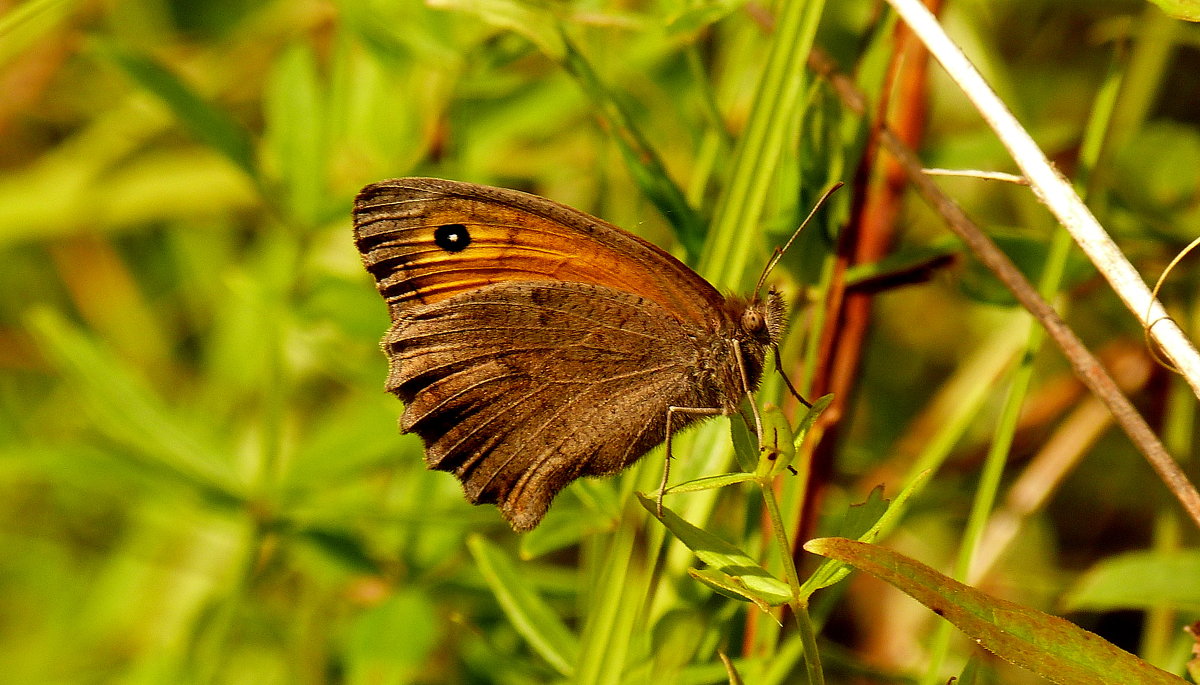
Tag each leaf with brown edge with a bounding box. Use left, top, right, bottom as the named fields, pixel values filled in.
left=803, top=537, right=1185, bottom=685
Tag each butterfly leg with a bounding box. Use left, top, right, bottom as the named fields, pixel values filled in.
left=732, top=339, right=765, bottom=446
left=659, top=405, right=724, bottom=516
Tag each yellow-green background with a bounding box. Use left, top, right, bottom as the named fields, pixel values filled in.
left=3, top=0, right=1200, bottom=682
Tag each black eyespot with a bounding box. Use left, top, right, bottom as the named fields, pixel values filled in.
left=434, top=224, right=471, bottom=252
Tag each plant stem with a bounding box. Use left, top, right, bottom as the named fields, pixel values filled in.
left=760, top=479, right=823, bottom=683
left=809, top=47, right=1200, bottom=530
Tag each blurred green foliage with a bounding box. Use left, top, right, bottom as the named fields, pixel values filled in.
left=3, top=0, right=1200, bottom=683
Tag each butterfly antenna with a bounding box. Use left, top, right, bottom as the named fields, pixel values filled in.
left=753, top=181, right=845, bottom=296
left=773, top=344, right=811, bottom=408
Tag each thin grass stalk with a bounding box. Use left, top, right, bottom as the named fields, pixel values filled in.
left=922, top=36, right=1127, bottom=680
left=575, top=519, right=641, bottom=685
left=810, top=44, right=1200, bottom=528
left=557, top=30, right=705, bottom=257
left=884, top=0, right=1200, bottom=400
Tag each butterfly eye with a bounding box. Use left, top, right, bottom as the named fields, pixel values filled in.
left=434, top=224, right=471, bottom=252
left=741, top=308, right=765, bottom=334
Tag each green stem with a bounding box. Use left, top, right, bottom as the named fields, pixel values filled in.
left=761, top=481, right=802, bottom=595
left=761, top=479, right=823, bottom=683
left=792, top=601, right=825, bottom=685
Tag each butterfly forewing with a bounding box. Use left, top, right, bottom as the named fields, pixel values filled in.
left=353, top=178, right=725, bottom=326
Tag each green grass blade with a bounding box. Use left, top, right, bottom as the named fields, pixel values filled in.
left=575, top=517, right=646, bottom=685
left=263, top=43, right=329, bottom=227
left=434, top=0, right=705, bottom=255
left=701, top=0, right=826, bottom=288
left=558, top=33, right=706, bottom=256
left=467, top=535, right=579, bottom=676
left=26, top=308, right=241, bottom=499
left=0, top=0, right=77, bottom=66
left=94, top=41, right=260, bottom=182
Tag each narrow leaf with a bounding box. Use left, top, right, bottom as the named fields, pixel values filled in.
left=467, top=535, right=578, bottom=676
left=26, top=308, right=240, bottom=498
left=1064, top=550, right=1200, bottom=611
left=804, top=538, right=1185, bottom=685
left=637, top=493, right=791, bottom=605
left=429, top=0, right=564, bottom=58
left=263, top=43, right=328, bottom=227
left=792, top=394, right=834, bottom=449
left=729, top=411, right=757, bottom=472
left=662, top=472, right=757, bottom=496
left=689, top=568, right=788, bottom=612
left=95, top=41, right=259, bottom=180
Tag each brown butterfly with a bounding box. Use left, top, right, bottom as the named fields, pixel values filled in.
left=354, top=177, right=805, bottom=531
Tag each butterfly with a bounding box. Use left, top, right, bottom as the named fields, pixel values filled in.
left=354, top=177, right=806, bottom=531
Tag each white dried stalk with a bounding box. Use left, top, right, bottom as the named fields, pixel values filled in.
left=887, top=0, right=1200, bottom=400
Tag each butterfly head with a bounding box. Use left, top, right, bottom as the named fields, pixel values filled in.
left=740, top=286, right=785, bottom=347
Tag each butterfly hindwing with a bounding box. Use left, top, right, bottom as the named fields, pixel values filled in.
left=384, top=281, right=717, bottom=530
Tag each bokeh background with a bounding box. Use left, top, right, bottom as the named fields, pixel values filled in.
left=3, top=0, right=1200, bottom=682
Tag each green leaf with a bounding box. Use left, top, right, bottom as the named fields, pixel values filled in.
left=637, top=493, right=792, bottom=608
left=94, top=41, right=259, bottom=181
left=789, top=394, right=833, bottom=460
left=729, top=411, right=758, bottom=472
left=1114, top=121, right=1200, bottom=239
left=429, top=0, right=564, bottom=58
left=662, top=472, right=757, bottom=496
left=519, top=506, right=593, bottom=559
left=700, top=0, right=826, bottom=288
left=804, top=538, right=1186, bottom=685
left=263, top=43, right=328, bottom=227
left=1145, top=0, right=1200, bottom=20
left=344, top=590, right=440, bottom=682
left=1063, top=550, right=1200, bottom=611
left=0, top=0, right=78, bottom=67
left=666, top=0, right=748, bottom=39
left=295, top=528, right=383, bottom=576
left=800, top=470, right=931, bottom=594
left=558, top=38, right=706, bottom=257
left=689, top=568, right=789, bottom=612
left=467, top=535, right=578, bottom=676
left=837, top=485, right=890, bottom=540
left=843, top=241, right=961, bottom=289
left=26, top=308, right=241, bottom=500
left=956, top=655, right=998, bottom=685
left=262, top=44, right=328, bottom=227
